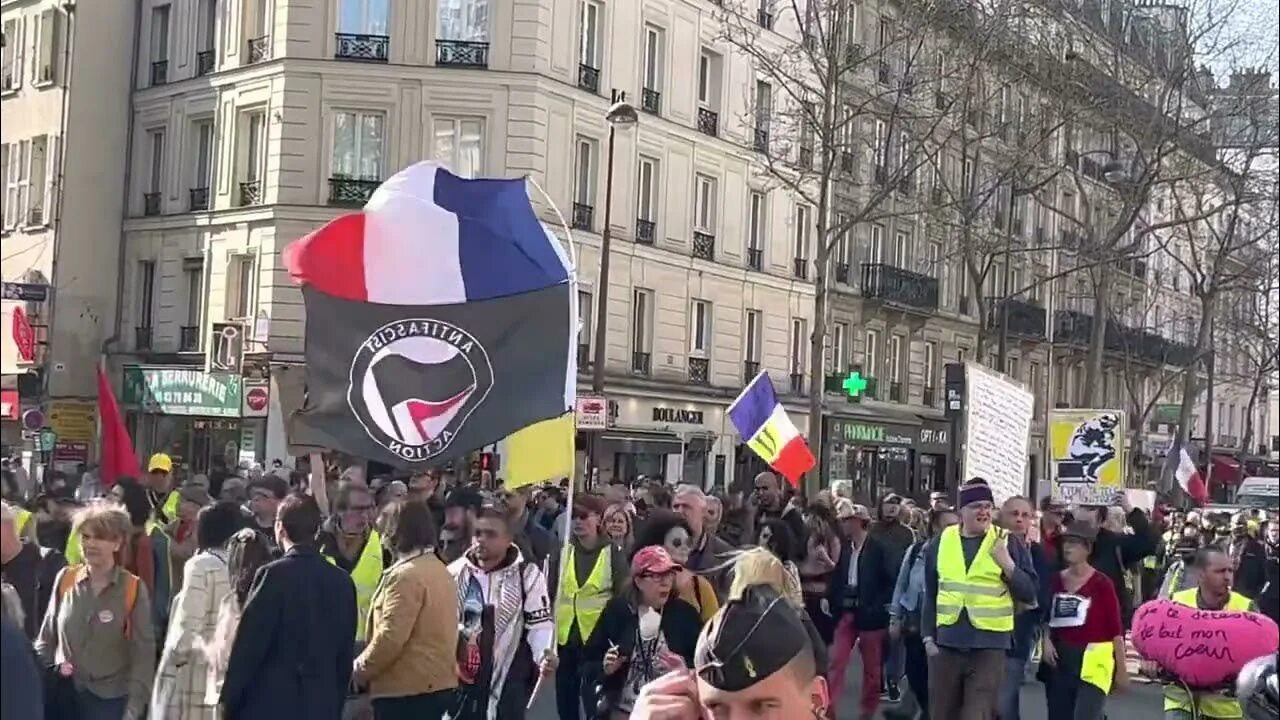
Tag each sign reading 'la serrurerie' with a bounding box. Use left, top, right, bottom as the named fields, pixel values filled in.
left=122, top=366, right=244, bottom=418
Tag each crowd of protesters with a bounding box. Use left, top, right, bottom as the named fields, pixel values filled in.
left=2, top=449, right=1278, bottom=720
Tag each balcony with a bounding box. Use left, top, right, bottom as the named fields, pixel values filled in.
left=1053, top=309, right=1094, bottom=347
left=793, top=257, right=809, bottom=280
left=789, top=372, right=805, bottom=395
left=753, top=127, right=769, bottom=153
left=572, top=202, right=594, bottom=231
left=860, top=263, right=940, bottom=312
left=697, top=107, right=719, bottom=137
left=632, top=351, right=652, bottom=376
left=328, top=177, right=380, bottom=206
left=743, top=360, right=760, bottom=385
left=195, top=50, right=216, bottom=76
left=923, top=385, right=937, bottom=408
left=135, top=326, right=153, bottom=351
left=757, top=9, right=774, bottom=28
left=747, top=248, right=763, bottom=271
left=692, top=231, right=715, bottom=260
left=238, top=180, right=262, bottom=207
left=178, top=326, right=200, bottom=352
left=578, top=63, right=600, bottom=93
left=188, top=187, right=209, bottom=211
left=636, top=218, right=656, bottom=244
left=247, top=36, right=270, bottom=64
left=835, top=262, right=850, bottom=284
left=989, top=297, right=1048, bottom=340
left=143, top=192, right=161, bottom=217
left=335, top=33, right=390, bottom=62
left=688, top=357, right=710, bottom=385
left=641, top=87, right=661, bottom=114
left=150, top=60, right=168, bottom=86
left=840, top=151, right=854, bottom=174
left=436, top=39, right=488, bottom=68
left=577, top=343, right=591, bottom=368
left=889, top=381, right=904, bottom=403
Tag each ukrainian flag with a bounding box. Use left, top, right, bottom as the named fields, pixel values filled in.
left=728, top=372, right=816, bottom=486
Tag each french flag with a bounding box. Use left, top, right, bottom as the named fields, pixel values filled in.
left=1165, top=438, right=1209, bottom=506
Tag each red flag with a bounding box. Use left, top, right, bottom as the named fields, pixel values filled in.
left=96, top=364, right=141, bottom=487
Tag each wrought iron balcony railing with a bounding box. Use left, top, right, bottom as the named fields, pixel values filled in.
left=335, top=33, right=390, bottom=62
left=688, top=357, right=710, bottom=385
left=632, top=351, right=652, bottom=376
left=238, top=180, right=262, bottom=207
left=578, top=63, right=600, bottom=93
left=178, top=325, right=200, bottom=352
left=328, top=177, right=380, bottom=206
left=188, top=187, right=209, bottom=211
left=150, top=60, right=168, bottom=86
left=247, top=36, right=270, bottom=63
left=436, top=40, right=488, bottom=68
left=641, top=87, right=661, bottom=115
left=636, top=218, right=656, bottom=244
left=143, top=192, right=161, bottom=216
left=692, top=231, right=715, bottom=260
left=747, top=248, right=763, bottom=271
left=572, top=202, right=594, bottom=231
left=860, top=263, right=940, bottom=312
left=697, top=107, right=718, bottom=137
left=196, top=50, right=216, bottom=76
left=743, top=360, right=760, bottom=385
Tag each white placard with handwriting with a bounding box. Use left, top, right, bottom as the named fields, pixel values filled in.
left=961, top=362, right=1035, bottom=503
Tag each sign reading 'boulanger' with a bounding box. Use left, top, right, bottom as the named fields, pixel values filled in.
left=122, top=366, right=244, bottom=418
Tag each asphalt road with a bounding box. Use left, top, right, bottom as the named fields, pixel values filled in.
left=527, top=656, right=1168, bottom=720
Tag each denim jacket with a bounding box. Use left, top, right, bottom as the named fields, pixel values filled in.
left=890, top=541, right=927, bottom=627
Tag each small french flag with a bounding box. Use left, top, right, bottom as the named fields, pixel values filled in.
left=1165, top=438, right=1209, bottom=505
left=728, top=372, right=816, bottom=487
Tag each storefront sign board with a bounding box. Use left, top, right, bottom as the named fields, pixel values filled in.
left=575, top=395, right=610, bottom=431
left=242, top=380, right=270, bottom=418
left=122, top=366, right=243, bottom=418
left=829, top=418, right=915, bottom=446
left=1049, top=409, right=1127, bottom=505
left=652, top=407, right=704, bottom=424
left=48, top=400, right=97, bottom=443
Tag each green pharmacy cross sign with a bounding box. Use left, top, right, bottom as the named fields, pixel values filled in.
left=841, top=371, right=869, bottom=398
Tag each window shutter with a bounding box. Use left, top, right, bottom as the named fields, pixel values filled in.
left=15, top=17, right=25, bottom=88
left=45, top=135, right=61, bottom=221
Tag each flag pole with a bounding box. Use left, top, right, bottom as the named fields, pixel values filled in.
left=523, top=174, right=580, bottom=710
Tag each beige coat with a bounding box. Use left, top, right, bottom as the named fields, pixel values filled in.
left=150, top=550, right=230, bottom=720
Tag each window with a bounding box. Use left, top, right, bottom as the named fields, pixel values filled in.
left=0, top=145, right=7, bottom=226
left=137, top=260, right=156, bottom=329
left=833, top=322, right=848, bottom=371
left=748, top=191, right=766, bottom=252
left=690, top=300, right=711, bottom=355
left=1, top=18, right=22, bottom=91
left=923, top=341, right=937, bottom=389
left=694, top=174, right=717, bottom=232
left=1029, top=362, right=1042, bottom=409
left=150, top=5, right=170, bottom=63
left=874, top=120, right=888, bottom=169
left=897, top=130, right=910, bottom=170
left=962, top=153, right=975, bottom=197
left=754, top=80, right=772, bottom=125
left=633, top=288, right=653, bottom=352
left=697, top=50, right=721, bottom=108
left=745, top=310, right=762, bottom=362
left=577, top=289, right=592, bottom=350
left=889, top=335, right=903, bottom=383
left=2, top=141, right=26, bottom=228
left=957, top=346, right=969, bottom=364
left=432, top=117, right=483, bottom=177
left=1007, top=357, right=1020, bottom=380
left=147, top=129, right=165, bottom=194
left=579, top=0, right=601, bottom=68
left=184, top=257, right=204, bottom=327
left=339, top=0, right=389, bottom=35
left=643, top=26, right=663, bottom=91
left=869, top=224, right=884, bottom=265
left=795, top=204, right=812, bottom=260
left=864, top=329, right=880, bottom=378
left=637, top=156, right=658, bottom=222
left=332, top=111, right=384, bottom=180
left=243, top=111, right=265, bottom=182
left=250, top=0, right=271, bottom=37
left=227, top=254, right=255, bottom=319
left=894, top=229, right=910, bottom=267
left=574, top=137, right=596, bottom=206
left=34, top=8, right=60, bottom=84
left=437, top=0, right=489, bottom=41
left=790, top=319, right=807, bottom=374
left=199, top=0, right=217, bottom=52
left=834, top=214, right=850, bottom=267
left=192, top=120, right=214, bottom=189
left=928, top=240, right=944, bottom=290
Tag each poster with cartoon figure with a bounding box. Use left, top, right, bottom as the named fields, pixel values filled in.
left=1050, top=409, right=1128, bottom=504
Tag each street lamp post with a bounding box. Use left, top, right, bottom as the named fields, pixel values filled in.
left=589, top=93, right=638, bottom=394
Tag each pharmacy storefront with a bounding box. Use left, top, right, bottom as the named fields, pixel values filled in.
left=122, top=365, right=265, bottom=473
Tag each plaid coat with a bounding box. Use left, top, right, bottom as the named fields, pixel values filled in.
left=151, top=549, right=231, bottom=720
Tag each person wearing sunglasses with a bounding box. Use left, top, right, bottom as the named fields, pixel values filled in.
left=316, top=482, right=387, bottom=646
left=633, top=511, right=720, bottom=623
left=585, top=545, right=700, bottom=720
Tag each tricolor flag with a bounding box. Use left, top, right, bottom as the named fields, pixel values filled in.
left=728, top=372, right=816, bottom=486
left=1164, top=437, right=1208, bottom=506
left=284, top=162, right=576, bottom=468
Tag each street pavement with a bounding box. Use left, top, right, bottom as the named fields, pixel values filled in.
left=527, top=650, right=1168, bottom=720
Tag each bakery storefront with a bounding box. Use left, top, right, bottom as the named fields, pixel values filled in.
left=589, top=397, right=728, bottom=489
left=122, top=365, right=263, bottom=473
left=823, top=415, right=954, bottom=503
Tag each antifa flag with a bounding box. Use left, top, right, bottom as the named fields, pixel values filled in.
left=284, top=163, right=575, bottom=468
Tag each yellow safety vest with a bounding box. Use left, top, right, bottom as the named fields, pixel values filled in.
left=325, top=529, right=384, bottom=642
left=155, top=490, right=180, bottom=524
left=935, top=525, right=1014, bottom=632
left=1163, top=588, right=1252, bottom=719
left=65, top=528, right=83, bottom=564
left=1142, top=555, right=1158, bottom=570
left=555, top=544, right=612, bottom=645
left=15, top=508, right=32, bottom=536
left=1080, top=642, right=1117, bottom=694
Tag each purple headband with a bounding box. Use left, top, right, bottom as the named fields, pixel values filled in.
left=958, top=483, right=995, bottom=508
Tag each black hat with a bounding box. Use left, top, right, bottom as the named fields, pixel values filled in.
left=695, top=584, right=813, bottom=692
left=1060, top=521, right=1098, bottom=543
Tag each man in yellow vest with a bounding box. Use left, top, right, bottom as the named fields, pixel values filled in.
left=145, top=453, right=181, bottom=525
left=921, top=479, right=1038, bottom=720
left=1145, top=547, right=1255, bottom=720
left=550, top=493, right=627, bottom=720
left=317, top=481, right=386, bottom=645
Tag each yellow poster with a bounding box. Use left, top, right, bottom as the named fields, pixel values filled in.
left=48, top=400, right=97, bottom=443
left=1049, top=409, right=1127, bottom=505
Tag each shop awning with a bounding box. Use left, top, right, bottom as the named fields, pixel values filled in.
left=599, top=428, right=715, bottom=455
left=1209, top=454, right=1243, bottom=485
